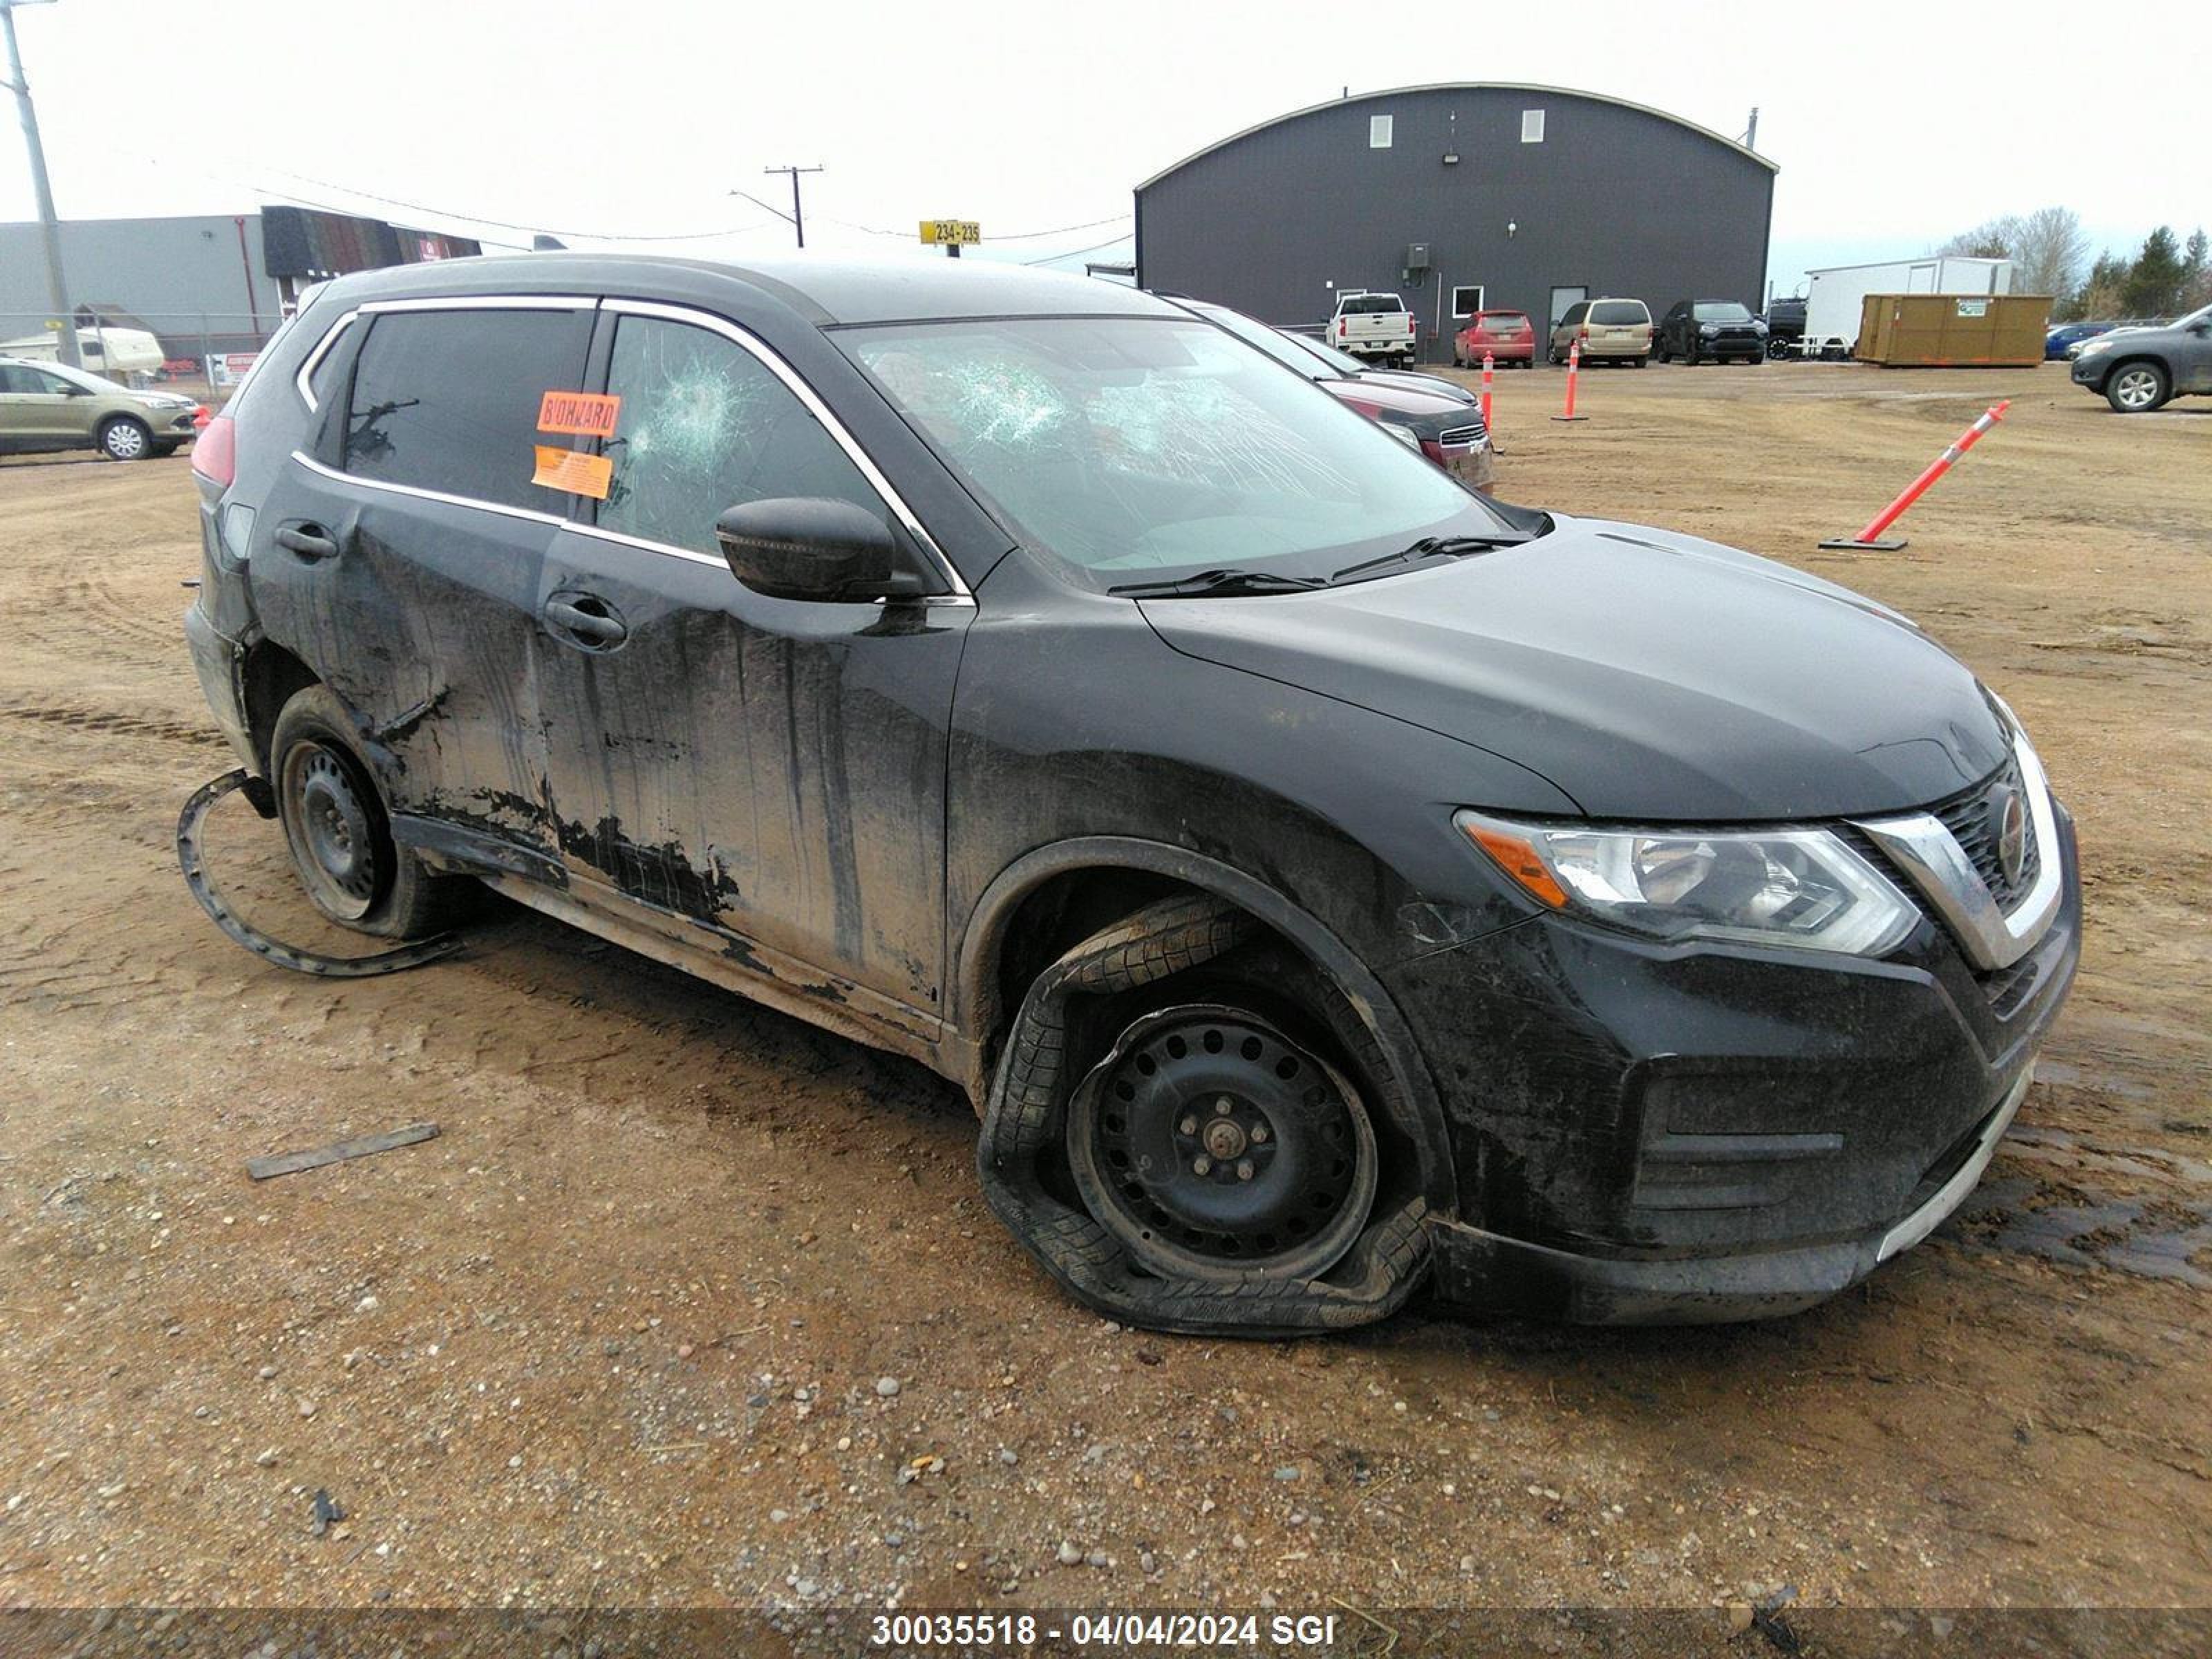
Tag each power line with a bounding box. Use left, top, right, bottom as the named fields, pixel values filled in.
left=254, top=166, right=777, bottom=242
left=116, top=146, right=1132, bottom=252
left=987, top=214, right=1132, bottom=242
left=1021, top=230, right=1136, bottom=267
left=824, top=210, right=1132, bottom=243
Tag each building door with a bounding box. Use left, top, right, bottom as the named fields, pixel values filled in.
left=1548, top=285, right=1588, bottom=330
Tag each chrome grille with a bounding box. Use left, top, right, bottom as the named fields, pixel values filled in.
left=1438, top=422, right=1486, bottom=447
left=1932, top=756, right=2041, bottom=910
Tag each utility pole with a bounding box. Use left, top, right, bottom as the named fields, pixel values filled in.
left=1, top=0, right=80, bottom=367
left=763, top=164, right=822, bottom=250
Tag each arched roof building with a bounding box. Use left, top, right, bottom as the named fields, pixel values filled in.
left=1134, top=84, right=1777, bottom=356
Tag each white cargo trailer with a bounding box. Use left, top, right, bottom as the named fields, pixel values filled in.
left=1799, top=256, right=2013, bottom=356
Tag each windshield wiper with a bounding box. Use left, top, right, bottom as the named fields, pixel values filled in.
left=1109, top=568, right=1330, bottom=599
left=1329, top=533, right=1528, bottom=584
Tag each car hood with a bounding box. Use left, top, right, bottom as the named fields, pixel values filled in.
left=1315, top=377, right=1468, bottom=418
left=1138, top=516, right=2009, bottom=821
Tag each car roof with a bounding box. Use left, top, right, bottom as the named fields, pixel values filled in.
left=310, top=252, right=1172, bottom=328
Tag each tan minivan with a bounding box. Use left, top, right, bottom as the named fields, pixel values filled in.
left=1547, top=298, right=1652, bottom=367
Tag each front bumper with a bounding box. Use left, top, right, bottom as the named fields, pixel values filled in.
left=1385, top=805, right=2081, bottom=1323
left=2070, top=355, right=2110, bottom=388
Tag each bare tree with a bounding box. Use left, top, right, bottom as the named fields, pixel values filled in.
left=1936, top=206, right=2088, bottom=302
left=1936, top=218, right=2014, bottom=260
left=2009, top=208, right=2088, bottom=300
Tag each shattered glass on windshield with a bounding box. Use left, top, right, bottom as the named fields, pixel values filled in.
left=854, top=321, right=1440, bottom=575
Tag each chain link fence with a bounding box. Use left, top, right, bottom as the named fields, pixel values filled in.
left=1, top=310, right=289, bottom=400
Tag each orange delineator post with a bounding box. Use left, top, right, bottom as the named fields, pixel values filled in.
left=1552, top=340, right=1587, bottom=422
left=1480, top=351, right=1494, bottom=434
left=1819, top=400, right=2010, bottom=551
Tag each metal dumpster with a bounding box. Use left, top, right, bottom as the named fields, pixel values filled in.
left=1856, top=293, right=2052, bottom=367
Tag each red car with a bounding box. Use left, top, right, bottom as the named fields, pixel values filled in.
left=1453, top=310, right=1535, bottom=368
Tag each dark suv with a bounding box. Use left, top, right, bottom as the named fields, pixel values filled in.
left=2068, top=303, right=2212, bottom=411
left=1657, top=299, right=1768, bottom=364
left=185, top=256, right=2079, bottom=1333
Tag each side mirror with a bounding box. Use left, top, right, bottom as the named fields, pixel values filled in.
left=64, top=382, right=93, bottom=396
left=714, top=496, right=930, bottom=603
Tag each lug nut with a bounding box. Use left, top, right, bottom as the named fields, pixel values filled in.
left=1179, top=1116, right=1198, bottom=1136
left=1215, top=1096, right=1234, bottom=1112
left=1192, top=1156, right=1212, bottom=1177
left=1250, top=1124, right=1268, bottom=1143
left=1236, top=1159, right=1255, bottom=1181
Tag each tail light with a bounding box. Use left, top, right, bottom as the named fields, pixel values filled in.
left=191, top=414, right=237, bottom=487
left=1407, top=316, right=1416, bottom=337
left=1578, top=325, right=1590, bottom=341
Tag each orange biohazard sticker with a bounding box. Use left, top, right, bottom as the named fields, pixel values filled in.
left=536, top=390, right=621, bottom=438
left=532, top=445, right=613, bottom=500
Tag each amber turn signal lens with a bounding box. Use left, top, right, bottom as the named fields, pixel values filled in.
left=1462, top=821, right=1571, bottom=908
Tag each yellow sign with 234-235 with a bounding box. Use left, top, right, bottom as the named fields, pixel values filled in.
left=919, top=220, right=981, bottom=245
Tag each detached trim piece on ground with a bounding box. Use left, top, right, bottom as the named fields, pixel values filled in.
left=976, top=892, right=1428, bottom=1335
left=176, top=769, right=462, bottom=979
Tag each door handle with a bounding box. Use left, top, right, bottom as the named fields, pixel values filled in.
left=275, top=524, right=339, bottom=561
left=545, top=594, right=628, bottom=647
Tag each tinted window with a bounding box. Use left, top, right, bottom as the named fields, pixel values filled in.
left=1694, top=302, right=1754, bottom=322
left=306, top=317, right=360, bottom=406
left=1340, top=296, right=1405, bottom=315
left=345, top=308, right=592, bottom=511
left=1559, top=303, right=1587, bottom=326
left=1590, top=301, right=1647, bottom=325
left=0, top=366, right=68, bottom=395
left=597, top=315, right=882, bottom=557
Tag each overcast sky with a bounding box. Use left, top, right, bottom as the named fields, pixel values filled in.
left=3, top=0, right=2202, bottom=298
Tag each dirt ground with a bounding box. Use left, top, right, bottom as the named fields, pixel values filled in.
left=1, top=359, right=2208, bottom=1633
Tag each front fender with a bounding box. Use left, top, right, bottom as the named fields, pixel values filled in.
left=950, top=833, right=1460, bottom=1221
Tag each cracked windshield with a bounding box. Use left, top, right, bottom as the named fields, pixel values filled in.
left=847, top=317, right=1494, bottom=579
left=600, top=316, right=879, bottom=555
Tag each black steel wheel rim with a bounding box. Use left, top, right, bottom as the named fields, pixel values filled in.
left=281, top=740, right=380, bottom=921
left=1067, top=1003, right=1378, bottom=1284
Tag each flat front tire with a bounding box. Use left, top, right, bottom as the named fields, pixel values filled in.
left=976, top=896, right=1429, bottom=1336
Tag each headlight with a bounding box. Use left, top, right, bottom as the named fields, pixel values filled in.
left=2077, top=337, right=2115, bottom=355
left=1380, top=420, right=1422, bottom=449
left=1752, top=321, right=1769, bottom=335
left=1456, top=811, right=1919, bottom=957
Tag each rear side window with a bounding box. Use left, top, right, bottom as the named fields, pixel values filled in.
left=344, top=308, right=592, bottom=512
left=1590, top=301, right=1647, bottom=325
left=0, top=365, right=69, bottom=394
left=1559, top=303, right=1587, bottom=326
left=596, top=315, right=882, bottom=558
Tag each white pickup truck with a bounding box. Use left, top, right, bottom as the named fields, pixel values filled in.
left=1330, top=292, right=1417, bottom=366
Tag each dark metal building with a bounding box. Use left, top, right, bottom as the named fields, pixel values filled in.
left=1136, top=84, right=1776, bottom=360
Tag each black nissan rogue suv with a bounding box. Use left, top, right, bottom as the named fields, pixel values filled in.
left=184, top=256, right=2080, bottom=1334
